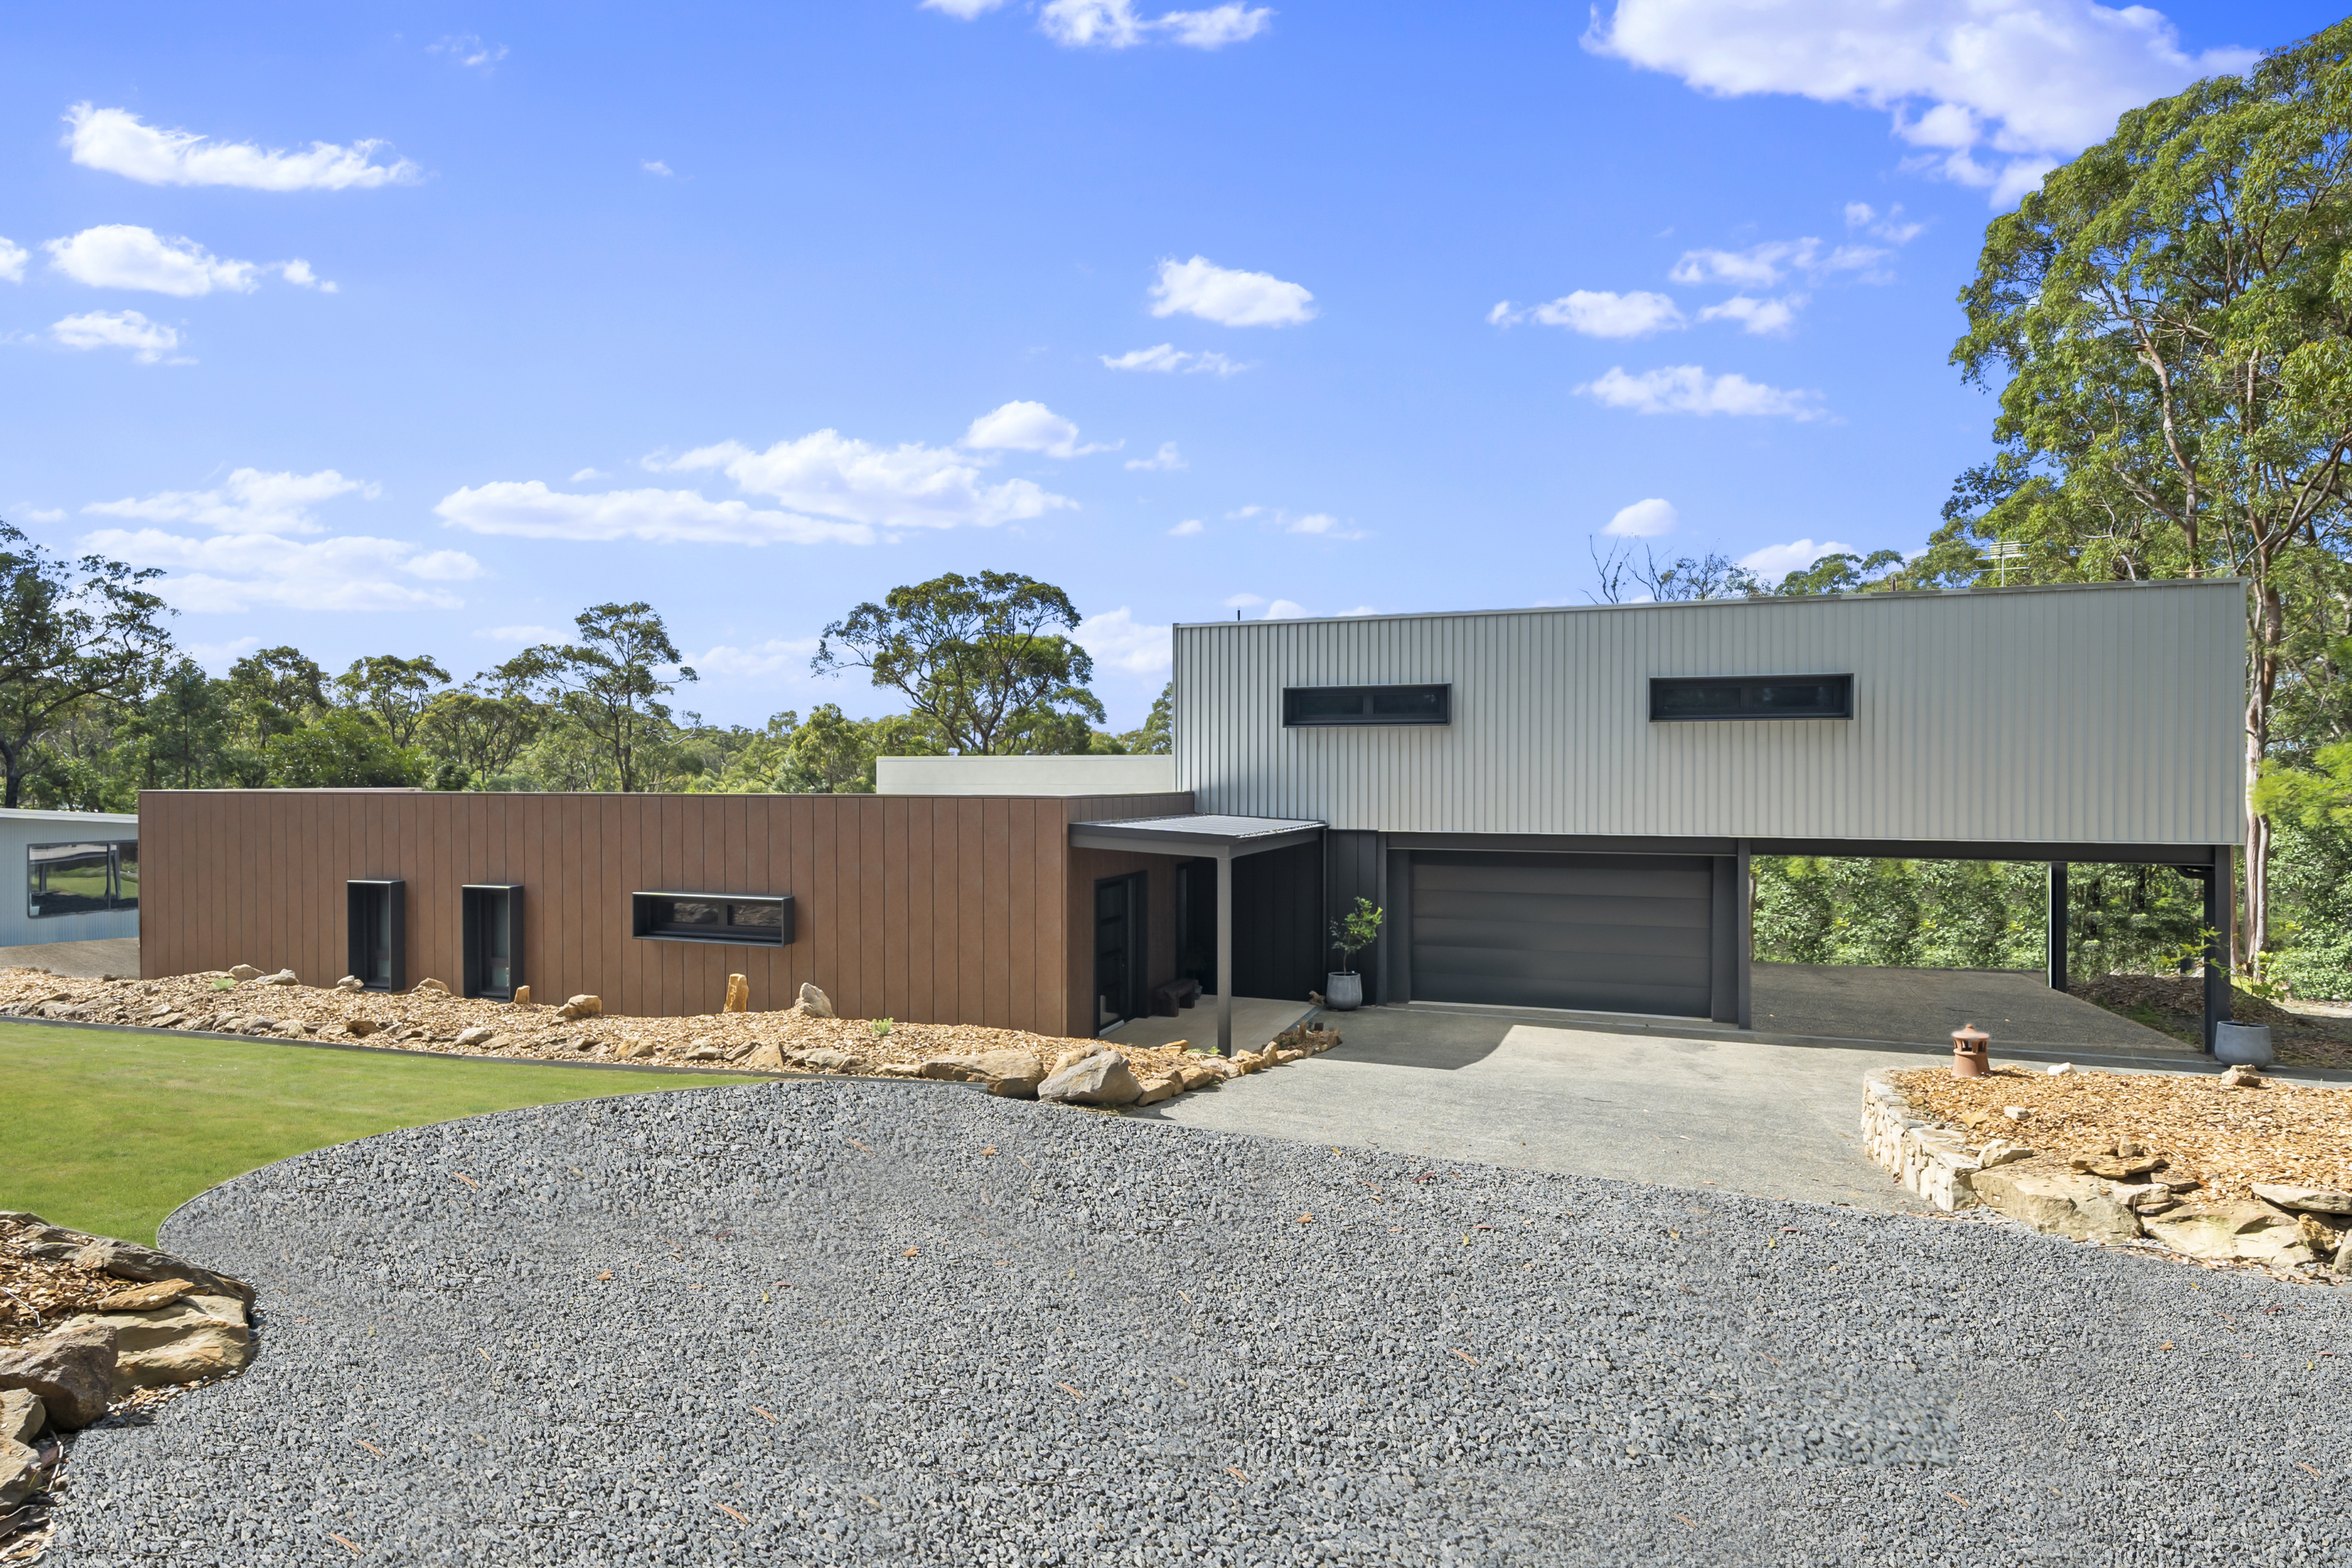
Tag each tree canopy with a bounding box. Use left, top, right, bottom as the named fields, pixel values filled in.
left=0, top=521, right=174, bottom=808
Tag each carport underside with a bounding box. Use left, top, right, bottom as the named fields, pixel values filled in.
left=1328, top=834, right=2239, bottom=1052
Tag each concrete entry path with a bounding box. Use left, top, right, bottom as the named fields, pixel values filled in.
left=1142, top=1007, right=1948, bottom=1213
left=0, top=935, right=140, bottom=978
left=1102, top=995, right=1310, bottom=1052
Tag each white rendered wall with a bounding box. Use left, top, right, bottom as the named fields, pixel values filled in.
left=875, top=755, right=1177, bottom=797
left=0, top=807, right=141, bottom=948
left=1174, top=581, right=2245, bottom=848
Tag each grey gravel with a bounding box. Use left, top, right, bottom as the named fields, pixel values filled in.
left=48, top=1080, right=2352, bottom=1565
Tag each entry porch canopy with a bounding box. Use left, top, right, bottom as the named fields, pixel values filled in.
left=1070, top=813, right=1324, bottom=1055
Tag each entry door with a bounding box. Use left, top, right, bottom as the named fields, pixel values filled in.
left=1410, top=852, right=1713, bottom=1017
left=461, top=884, right=523, bottom=1001
left=1093, top=872, right=1147, bottom=1033
left=1174, top=859, right=1217, bottom=995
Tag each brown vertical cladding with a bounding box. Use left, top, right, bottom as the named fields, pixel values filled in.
left=137, top=788, right=1192, bottom=1037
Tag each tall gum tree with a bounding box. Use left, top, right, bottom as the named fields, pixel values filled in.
left=1940, top=20, right=2352, bottom=964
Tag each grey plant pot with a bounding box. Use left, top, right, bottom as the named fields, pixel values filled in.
left=2213, top=1020, right=2273, bottom=1066
left=1325, top=972, right=1363, bottom=1011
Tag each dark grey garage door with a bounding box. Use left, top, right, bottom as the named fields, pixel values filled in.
left=1409, top=851, right=1714, bottom=1017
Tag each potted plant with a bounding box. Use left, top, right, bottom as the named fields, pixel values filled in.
left=1326, top=897, right=1383, bottom=1011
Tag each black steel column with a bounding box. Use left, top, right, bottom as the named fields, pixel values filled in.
left=1735, top=839, right=1753, bottom=1030
left=2047, top=862, right=2068, bottom=992
left=2202, top=844, right=2233, bottom=1053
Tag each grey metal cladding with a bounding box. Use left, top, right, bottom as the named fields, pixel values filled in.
left=1172, top=581, right=2246, bottom=846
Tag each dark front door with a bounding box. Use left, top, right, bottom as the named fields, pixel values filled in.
left=461, top=884, right=523, bottom=1000
left=1093, top=872, right=1147, bottom=1034
left=1175, top=858, right=1217, bottom=996
left=1409, top=851, right=1714, bottom=1018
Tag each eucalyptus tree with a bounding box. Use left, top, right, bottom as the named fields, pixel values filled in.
left=493, top=603, right=695, bottom=793
left=0, top=521, right=173, bottom=808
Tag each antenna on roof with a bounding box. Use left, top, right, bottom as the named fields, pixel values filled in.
left=1979, top=540, right=2028, bottom=586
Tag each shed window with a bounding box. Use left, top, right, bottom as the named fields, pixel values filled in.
left=632, top=891, right=794, bottom=946
left=1649, top=674, right=1853, bottom=720
left=1283, top=684, right=1451, bottom=727
left=27, top=840, right=138, bottom=918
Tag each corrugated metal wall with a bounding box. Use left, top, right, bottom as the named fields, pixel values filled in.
left=140, top=788, right=1189, bottom=1034
left=1174, top=582, right=2245, bottom=846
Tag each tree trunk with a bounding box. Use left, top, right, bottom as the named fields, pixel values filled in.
left=2241, top=579, right=2287, bottom=969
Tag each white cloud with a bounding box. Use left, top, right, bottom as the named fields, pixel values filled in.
left=435, top=483, right=875, bottom=547
left=1149, top=256, right=1316, bottom=328
left=1099, top=343, right=1247, bottom=375
left=0, top=238, right=25, bottom=283
left=1169, top=518, right=1205, bottom=535
left=83, top=468, right=376, bottom=535
left=657, top=425, right=1074, bottom=531
left=46, top=226, right=259, bottom=296
left=1668, top=237, right=1887, bottom=288
left=431, top=35, right=508, bottom=71
left=475, top=624, right=568, bottom=644
left=1580, top=365, right=1824, bottom=419
left=50, top=310, right=183, bottom=364
left=961, top=400, right=1109, bottom=459
left=1739, top=537, right=1858, bottom=583
left=1492, top=289, right=1688, bottom=338
left=1075, top=607, right=1173, bottom=674
left=1586, top=1, right=2258, bottom=205
left=186, top=634, right=263, bottom=668
left=923, top=0, right=1005, bottom=14
left=1127, top=442, right=1186, bottom=472
left=63, top=104, right=420, bottom=191
left=18, top=507, right=67, bottom=523
left=685, top=637, right=823, bottom=678
left=79, top=526, right=479, bottom=613
left=1605, top=497, right=1678, bottom=538
left=570, top=468, right=611, bottom=483
left=1696, top=294, right=1803, bottom=336
left=642, top=160, right=674, bottom=176
left=1040, top=0, right=1271, bottom=50
left=1264, top=599, right=1308, bottom=619
left=1285, top=512, right=1364, bottom=540
left=277, top=260, right=337, bottom=292
left=1223, top=592, right=1265, bottom=607
left=1846, top=200, right=1926, bottom=243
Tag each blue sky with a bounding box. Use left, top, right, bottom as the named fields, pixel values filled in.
left=1, top=1, right=2334, bottom=730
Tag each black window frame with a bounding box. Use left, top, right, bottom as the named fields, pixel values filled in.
left=1648, top=674, right=1855, bottom=722
left=461, top=884, right=524, bottom=1001
left=26, top=838, right=139, bottom=919
left=630, top=891, right=795, bottom=947
left=346, top=879, right=407, bottom=993
left=1281, top=683, right=1452, bottom=728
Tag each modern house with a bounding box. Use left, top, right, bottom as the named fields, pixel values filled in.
left=3, top=806, right=141, bottom=951
left=138, top=579, right=2247, bottom=1051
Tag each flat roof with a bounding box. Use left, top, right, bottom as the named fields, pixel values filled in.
left=1069, top=813, right=1323, bottom=857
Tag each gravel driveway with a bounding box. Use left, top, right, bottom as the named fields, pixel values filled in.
left=51, top=1081, right=2352, bottom=1566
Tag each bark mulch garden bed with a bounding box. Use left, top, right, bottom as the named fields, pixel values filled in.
left=2076, top=971, right=2352, bottom=1069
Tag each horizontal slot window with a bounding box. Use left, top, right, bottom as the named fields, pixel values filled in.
left=1650, top=674, right=1853, bottom=721
left=632, top=891, right=794, bottom=946
left=1283, top=683, right=1451, bottom=727
left=28, top=839, right=139, bottom=919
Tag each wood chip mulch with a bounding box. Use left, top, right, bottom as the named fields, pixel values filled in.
left=0, top=1216, right=123, bottom=1352
left=2074, top=972, right=2352, bottom=1070
left=1891, top=1065, right=2352, bottom=1202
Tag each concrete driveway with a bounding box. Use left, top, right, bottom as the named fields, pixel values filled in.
left=1141, top=1007, right=1947, bottom=1212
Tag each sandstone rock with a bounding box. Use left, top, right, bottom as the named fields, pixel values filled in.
left=0, top=1388, right=42, bottom=1445
left=611, top=1036, right=657, bottom=1060
left=683, top=1039, right=725, bottom=1062
left=1039, top=1051, right=1143, bottom=1107
left=1132, top=1074, right=1183, bottom=1107
left=2336, top=1229, right=2352, bottom=1276
left=62, top=1294, right=252, bottom=1395
left=1977, top=1139, right=2034, bottom=1169
left=39, top=1001, right=84, bottom=1019
left=454, top=1026, right=496, bottom=1048
left=876, top=1061, right=921, bottom=1076
left=270, top=1020, right=310, bottom=1039
left=412, top=978, right=452, bottom=997
left=2219, top=1063, right=2263, bottom=1089
left=1051, top=1046, right=1096, bottom=1076
left=2046, top=1063, right=2074, bottom=1075
left=92, top=1279, right=196, bottom=1312
left=2296, top=1212, right=2346, bottom=1261
left=228, top=964, right=261, bottom=982
left=800, top=1047, right=853, bottom=1072
left=1971, top=1166, right=2142, bottom=1245
left=345, top=1017, right=382, bottom=1038
left=557, top=994, right=602, bottom=1020
left=2251, top=1183, right=2352, bottom=1216
left=0, top=1326, right=118, bottom=1429
left=918, top=1051, right=1045, bottom=1098
left=333, top=975, right=364, bottom=993
left=0, top=1436, right=40, bottom=1508
left=743, top=1041, right=786, bottom=1071
left=797, top=983, right=834, bottom=1019
left=724, top=973, right=749, bottom=1013
left=2001, top=1106, right=2031, bottom=1123
left=1177, top=1062, right=1221, bottom=1090
left=258, top=969, right=298, bottom=986
left=2141, top=1200, right=2312, bottom=1267
left=2071, top=1154, right=2165, bottom=1180
left=511, top=984, right=531, bottom=1007
left=73, top=1238, right=253, bottom=1306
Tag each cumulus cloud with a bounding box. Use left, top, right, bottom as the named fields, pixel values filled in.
left=1739, top=537, right=1858, bottom=583
left=431, top=35, right=508, bottom=71
left=1605, top=497, right=1678, bottom=538
left=1491, top=289, right=1687, bottom=338
left=1846, top=200, right=1926, bottom=243
left=46, top=226, right=259, bottom=296
left=1579, top=365, right=1824, bottom=419
left=17, top=508, right=67, bottom=523
left=50, top=310, right=184, bottom=364
left=1149, top=256, right=1316, bottom=328
left=961, top=400, right=1110, bottom=458
left=64, top=104, right=420, bottom=191
left=79, top=468, right=477, bottom=613
left=83, top=468, right=376, bottom=535
left=1075, top=607, right=1173, bottom=674
left=435, top=483, right=875, bottom=547
left=1585, top=0, right=2258, bottom=205
left=1100, top=343, right=1247, bottom=375
left=1127, top=442, right=1186, bottom=472
left=277, top=260, right=337, bottom=292
left=1696, top=294, right=1803, bottom=336
left=1263, top=599, right=1308, bottom=619
left=922, top=0, right=1006, bottom=15
left=685, top=637, right=824, bottom=678
left=0, top=238, right=25, bottom=283
left=1039, top=0, right=1272, bottom=50
left=1669, top=237, right=1888, bottom=288
left=1284, top=512, right=1363, bottom=540
left=656, top=426, right=1074, bottom=532
left=642, top=159, right=674, bottom=176
left=1169, top=518, right=1205, bottom=536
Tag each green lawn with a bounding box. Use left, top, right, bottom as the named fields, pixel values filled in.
left=1, top=1023, right=748, bottom=1246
